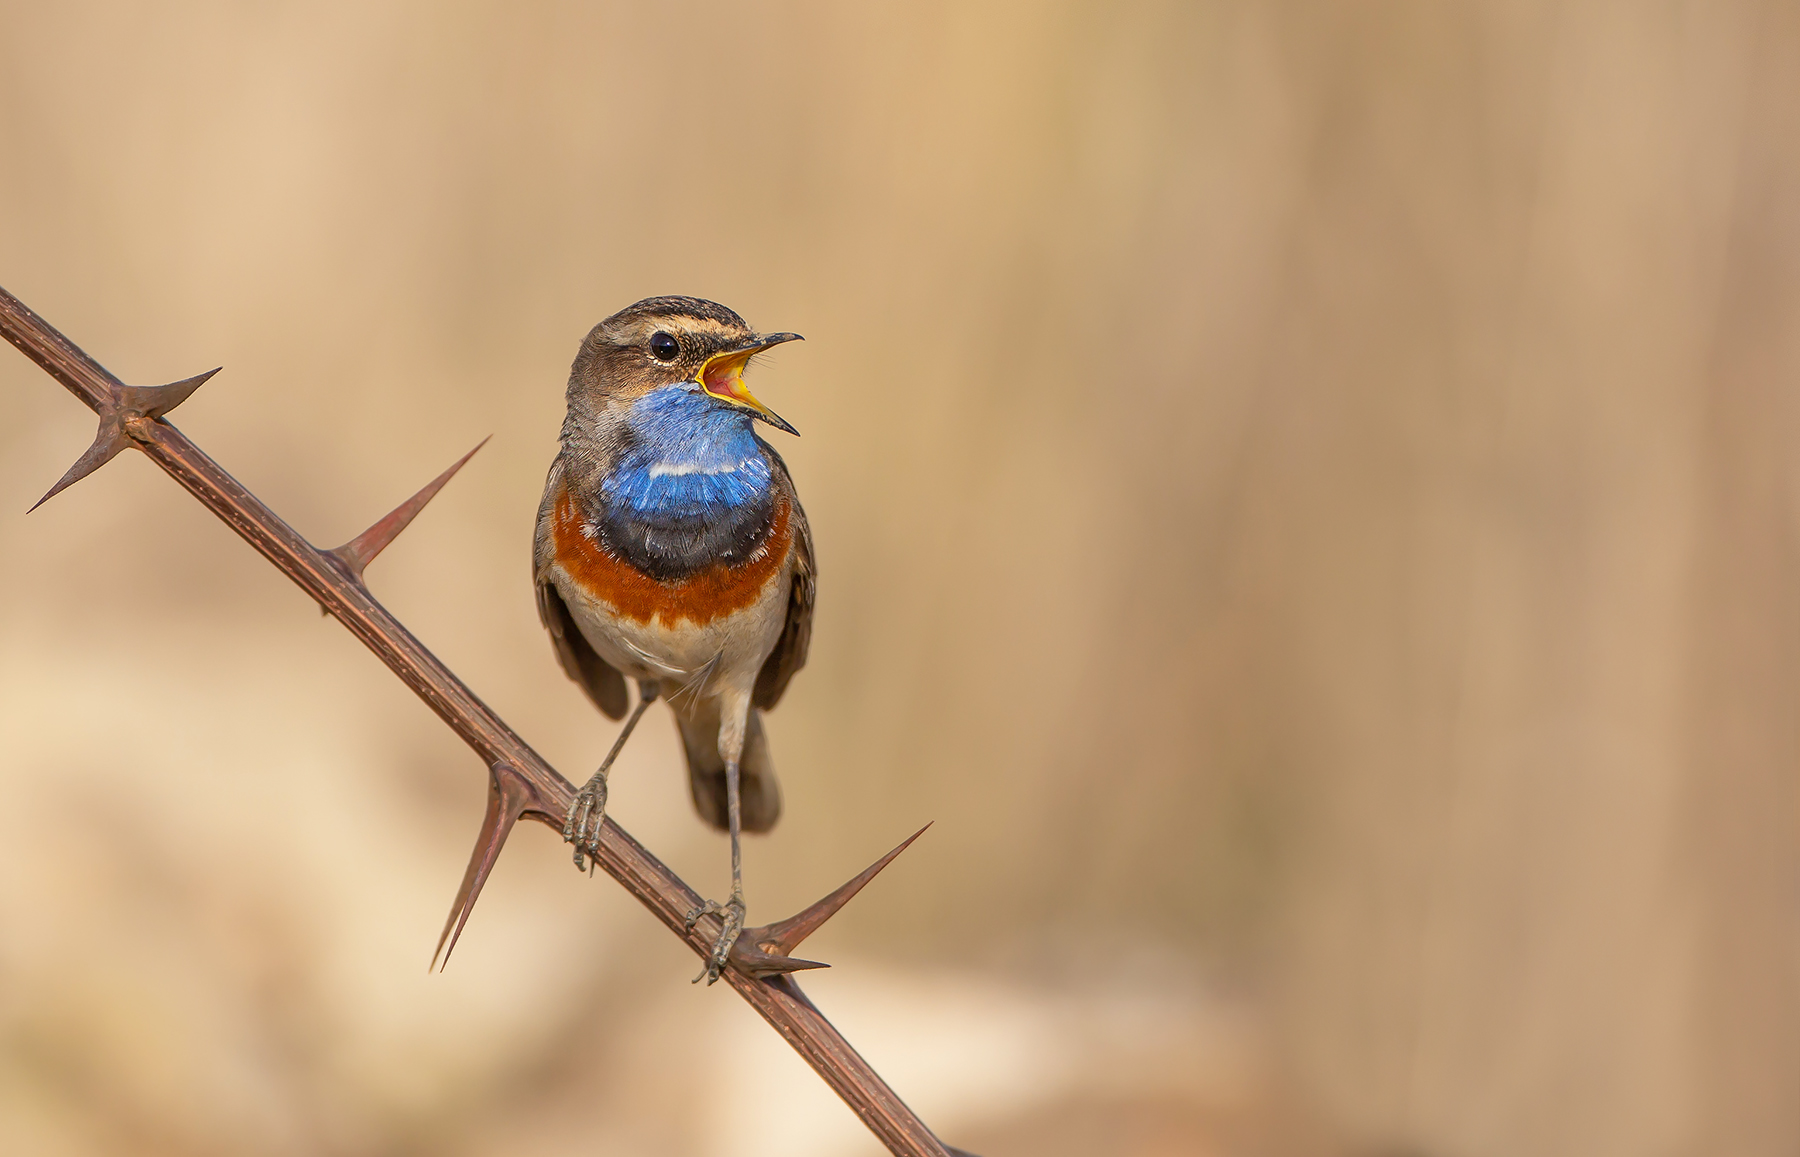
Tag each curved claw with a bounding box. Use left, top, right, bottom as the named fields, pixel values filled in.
left=692, top=895, right=746, bottom=985
left=562, top=777, right=608, bottom=874
left=559, top=686, right=656, bottom=873
left=685, top=897, right=723, bottom=932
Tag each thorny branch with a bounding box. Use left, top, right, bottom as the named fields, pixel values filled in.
left=0, top=284, right=969, bottom=1157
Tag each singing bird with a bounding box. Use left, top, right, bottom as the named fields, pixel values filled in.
left=534, top=296, right=814, bottom=983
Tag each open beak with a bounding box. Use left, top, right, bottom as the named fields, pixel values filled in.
left=699, top=332, right=803, bottom=435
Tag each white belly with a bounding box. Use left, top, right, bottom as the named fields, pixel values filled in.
left=551, top=563, right=791, bottom=698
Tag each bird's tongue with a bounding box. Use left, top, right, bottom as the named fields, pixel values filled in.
left=701, top=351, right=755, bottom=404
left=696, top=345, right=799, bottom=434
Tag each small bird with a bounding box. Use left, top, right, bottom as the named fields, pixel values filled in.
left=534, top=296, right=814, bottom=983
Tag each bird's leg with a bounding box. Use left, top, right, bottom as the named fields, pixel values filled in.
left=687, top=754, right=747, bottom=985
left=563, top=680, right=658, bottom=874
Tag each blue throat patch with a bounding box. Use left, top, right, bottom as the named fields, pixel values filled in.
left=603, top=383, right=772, bottom=520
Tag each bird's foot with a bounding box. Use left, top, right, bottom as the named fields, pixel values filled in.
left=685, top=893, right=746, bottom=985
left=560, top=774, right=608, bottom=875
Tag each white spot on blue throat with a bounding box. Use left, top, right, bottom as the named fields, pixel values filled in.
left=648, top=461, right=736, bottom=477
left=603, top=382, right=771, bottom=518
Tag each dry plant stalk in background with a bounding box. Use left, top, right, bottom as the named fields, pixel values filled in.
left=0, top=284, right=970, bottom=1157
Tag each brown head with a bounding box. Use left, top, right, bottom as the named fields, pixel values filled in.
left=568, top=296, right=801, bottom=435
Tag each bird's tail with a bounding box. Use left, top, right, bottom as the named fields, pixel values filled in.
left=675, top=706, right=782, bottom=833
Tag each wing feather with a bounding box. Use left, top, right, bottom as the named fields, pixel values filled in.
left=753, top=445, right=815, bottom=710
left=534, top=457, right=628, bottom=720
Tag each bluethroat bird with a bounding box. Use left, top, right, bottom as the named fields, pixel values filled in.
left=535, top=296, right=813, bottom=983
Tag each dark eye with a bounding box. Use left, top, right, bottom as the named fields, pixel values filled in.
left=649, top=331, right=680, bottom=362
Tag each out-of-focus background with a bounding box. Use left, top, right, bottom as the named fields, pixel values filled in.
left=1, top=2, right=1796, bottom=1154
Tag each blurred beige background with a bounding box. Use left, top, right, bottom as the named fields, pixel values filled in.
left=2, top=2, right=1797, bottom=1155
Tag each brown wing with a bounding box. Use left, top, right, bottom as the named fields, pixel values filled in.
left=534, top=458, right=628, bottom=720
left=537, top=579, right=628, bottom=719
left=753, top=446, right=815, bottom=710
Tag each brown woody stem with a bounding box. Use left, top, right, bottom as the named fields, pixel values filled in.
left=0, top=284, right=954, bottom=1157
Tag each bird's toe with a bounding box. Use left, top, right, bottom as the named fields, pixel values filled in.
left=688, top=894, right=746, bottom=985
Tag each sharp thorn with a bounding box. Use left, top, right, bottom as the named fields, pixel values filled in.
left=117, top=366, right=221, bottom=421
left=758, top=823, right=931, bottom=955
left=737, top=954, right=831, bottom=979
left=432, top=759, right=542, bottom=971
left=329, top=436, right=489, bottom=583
left=28, top=368, right=225, bottom=512
left=27, top=419, right=130, bottom=512
left=728, top=823, right=931, bottom=978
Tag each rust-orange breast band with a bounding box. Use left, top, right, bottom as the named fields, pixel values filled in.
left=552, top=486, right=792, bottom=627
